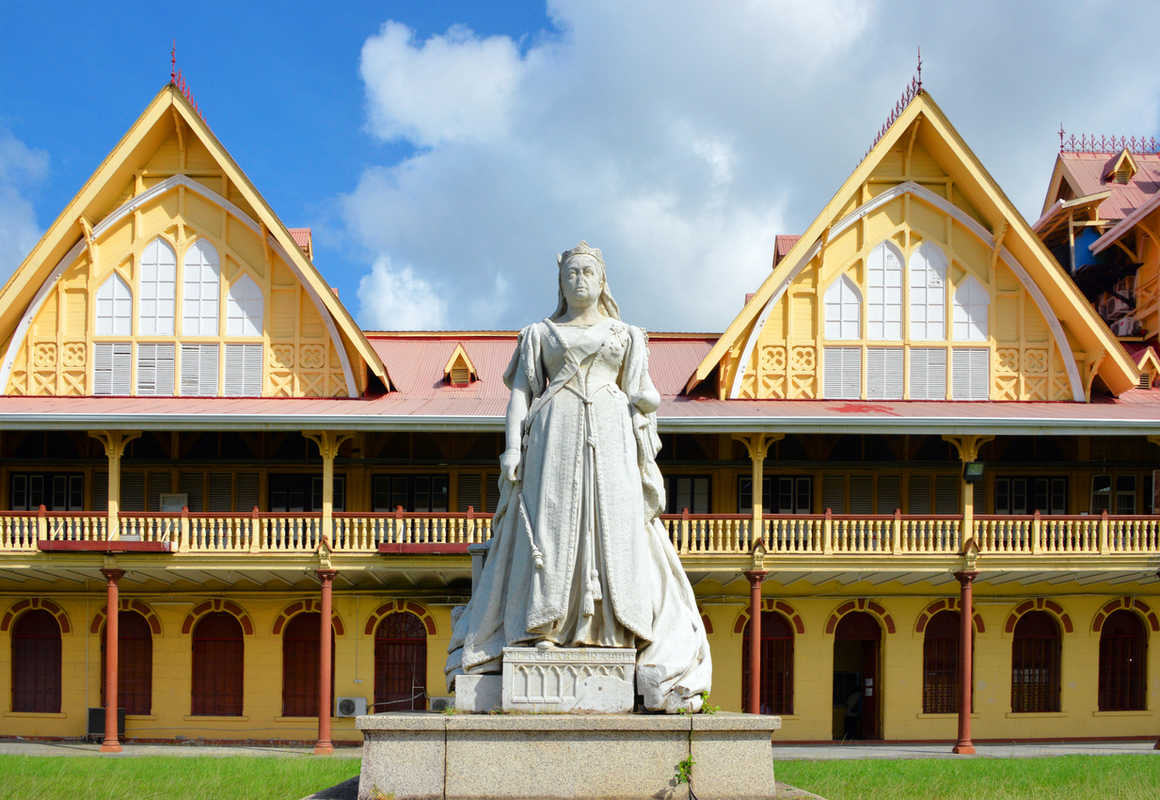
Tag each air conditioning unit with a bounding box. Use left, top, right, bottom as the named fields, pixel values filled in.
left=335, top=696, right=367, bottom=717
left=429, top=696, right=454, bottom=712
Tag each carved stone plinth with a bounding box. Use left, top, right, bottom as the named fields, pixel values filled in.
left=453, top=673, right=501, bottom=713
left=501, top=646, right=635, bottom=713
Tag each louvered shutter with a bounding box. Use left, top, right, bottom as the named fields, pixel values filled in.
left=179, top=472, right=204, bottom=512
left=934, top=475, right=959, bottom=513
left=236, top=473, right=259, bottom=512
left=866, top=347, right=903, bottom=399
left=457, top=473, right=482, bottom=512
left=908, top=477, right=931, bottom=514
left=94, top=343, right=131, bottom=395
left=849, top=476, right=874, bottom=514
left=136, top=343, right=175, bottom=396
left=822, top=475, right=846, bottom=513
left=92, top=472, right=108, bottom=511
left=877, top=475, right=901, bottom=514
left=147, top=471, right=172, bottom=511
left=823, top=346, right=861, bottom=399
left=208, top=473, right=232, bottom=512
left=952, top=348, right=989, bottom=400
left=181, top=343, right=219, bottom=396
left=224, top=344, right=262, bottom=396
left=909, top=348, right=947, bottom=400
left=121, top=471, right=145, bottom=512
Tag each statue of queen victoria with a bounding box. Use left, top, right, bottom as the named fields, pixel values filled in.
left=446, top=243, right=712, bottom=712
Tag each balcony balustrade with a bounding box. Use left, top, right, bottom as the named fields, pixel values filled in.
left=0, top=508, right=1156, bottom=558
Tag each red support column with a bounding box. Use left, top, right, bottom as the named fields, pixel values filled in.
left=315, top=569, right=337, bottom=755
left=953, top=570, right=977, bottom=754
left=100, top=568, right=124, bottom=753
left=744, top=570, right=767, bottom=714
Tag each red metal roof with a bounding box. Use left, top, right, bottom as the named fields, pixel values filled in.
left=773, top=235, right=801, bottom=267
left=287, top=227, right=313, bottom=259
left=1057, top=152, right=1160, bottom=222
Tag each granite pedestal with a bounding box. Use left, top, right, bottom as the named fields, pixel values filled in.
left=356, top=711, right=781, bottom=800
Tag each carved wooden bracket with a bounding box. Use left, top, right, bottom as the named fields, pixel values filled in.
left=941, top=434, right=993, bottom=464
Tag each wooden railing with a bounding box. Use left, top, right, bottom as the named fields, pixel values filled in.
left=0, top=508, right=1157, bottom=558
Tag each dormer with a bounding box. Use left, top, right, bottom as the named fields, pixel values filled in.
left=1107, top=149, right=1139, bottom=184
left=289, top=228, right=313, bottom=261
left=443, top=343, right=479, bottom=387
left=1134, top=346, right=1160, bottom=389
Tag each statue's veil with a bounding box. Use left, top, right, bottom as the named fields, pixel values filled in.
left=549, top=241, right=621, bottom=320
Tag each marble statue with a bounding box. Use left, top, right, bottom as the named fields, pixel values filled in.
left=446, top=242, right=712, bottom=712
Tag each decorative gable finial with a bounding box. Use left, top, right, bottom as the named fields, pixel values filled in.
left=865, top=55, right=924, bottom=156
left=916, top=46, right=922, bottom=91
left=168, top=41, right=205, bottom=121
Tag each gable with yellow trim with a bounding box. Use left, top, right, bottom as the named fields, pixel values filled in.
left=0, top=84, right=390, bottom=399
left=689, top=91, right=1136, bottom=402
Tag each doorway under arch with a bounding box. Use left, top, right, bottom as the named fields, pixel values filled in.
left=832, top=611, right=881, bottom=740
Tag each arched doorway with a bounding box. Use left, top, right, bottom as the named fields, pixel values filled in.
left=12, top=609, right=61, bottom=713
left=281, top=612, right=335, bottom=717
left=1099, top=609, right=1146, bottom=711
left=922, top=610, right=960, bottom=714
left=1011, top=611, right=1060, bottom=713
left=374, top=612, right=427, bottom=711
left=191, top=612, right=244, bottom=716
left=832, top=611, right=881, bottom=740
left=101, top=611, right=153, bottom=715
left=741, top=611, right=794, bottom=714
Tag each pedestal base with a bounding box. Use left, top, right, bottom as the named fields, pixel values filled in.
left=356, top=712, right=781, bottom=800
left=454, top=673, right=502, bottom=713
left=502, top=646, right=635, bottom=713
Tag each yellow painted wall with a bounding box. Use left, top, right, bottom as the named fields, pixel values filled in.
left=721, top=133, right=1078, bottom=402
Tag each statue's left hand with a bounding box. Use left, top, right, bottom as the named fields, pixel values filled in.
left=630, top=390, right=660, bottom=414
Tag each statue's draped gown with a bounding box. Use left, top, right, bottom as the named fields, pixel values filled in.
left=446, top=316, right=712, bottom=711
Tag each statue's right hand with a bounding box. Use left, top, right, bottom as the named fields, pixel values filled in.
left=500, top=448, right=522, bottom=483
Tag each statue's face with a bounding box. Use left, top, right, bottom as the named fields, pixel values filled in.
left=561, top=255, right=603, bottom=310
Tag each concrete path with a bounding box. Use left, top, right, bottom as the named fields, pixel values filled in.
left=772, top=739, right=1160, bottom=760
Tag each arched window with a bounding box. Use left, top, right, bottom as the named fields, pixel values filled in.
left=100, top=611, right=153, bottom=715
left=866, top=242, right=903, bottom=340
left=1098, top=610, right=1146, bottom=711
left=1011, top=611, right=1060, bottom=713
left=282, top=612, right=334, bottom=717
left=909, top=243, right=946, bottom=341
left=374, top=612, right=427, bottom=712
left=138, top=238, right=176, bottom=336
left=741, top=611, right=794, bottom=714
left=95, top=273, right=132, bottom=336
left=226, top=274, right=263, bottom=337
left=952, top=275, right=989, bottom=341
left=12, top=609, right=61, bottom=713
left=922, top=610, right=960, bottom=713
left=824, top=275, right=861, bottom=340
left=182, top=239, right=221, bottom=336
left=191, top=612, right=243, bottom=716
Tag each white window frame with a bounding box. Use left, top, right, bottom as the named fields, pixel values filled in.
left=866, top=241, right=903, bottom=340
left=224, top=343, right=263, bottom=397
left=139, top=237, right=176, bottom=336
left=226, top=273, right=264, bottom=337
left=908, top=242, right=947, bottom=341
left=180, top=343, right=219, bottom=396
left=136, top=343, right=175, bottom=396
left=823, top=346, right=862, bottom=399
left=909, top=347, right=947, bottom=400
left=182, top=239, right=221, bottom=336
left=952, top=274, right=989, bottom=341
left=824, top=275, right=861, bottom=340
left=93, top=342, right=132, bottom=396
left=95, top=273, right=132, bottom=336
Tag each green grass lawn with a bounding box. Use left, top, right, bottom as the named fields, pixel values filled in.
left=0, top=754, right=361, bottom=800
left=776, top=754, right=1160, bottom=800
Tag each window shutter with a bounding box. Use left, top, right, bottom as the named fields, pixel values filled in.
left=909, top=348, right=947, bottom=400
left=94, top=342, right=132, bottom=396
left=849, top=475, right=874, bottom=514
left=457, top=473, right=482, bottom=512
left=823, top=346, right=861, bottom=399
left=136, top=343, right=175, bottom=396
left=876, top=475, right=901, bottom=514
left=866, top=347, right=903, bottom=399
left=952, top=348, right=989, bottom=400
left=147, top=471, right=173, bottom=511
left=908, top=478, right=931, bottom=514
left=934, top=475, right=959, bottom=513
left=236, top=473, right=259, bottom=512
left=208, top=473, right=232, bottom=512
left=179, top=472, right=204, bottom=512
left=92, top=472, right=108, bottom=511
left=181, top=343, right=219, bottom=396
left=224, top=344, right=262, bottom=396
left=121, top=471, right=146, bottom=512
left=822, top=475, right=846, bottom=513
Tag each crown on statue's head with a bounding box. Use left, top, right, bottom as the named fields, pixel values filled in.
left=557, top=241, right=604, bottom=267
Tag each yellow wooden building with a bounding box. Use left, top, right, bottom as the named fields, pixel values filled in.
left=0, top=79, right=1157, bottom=750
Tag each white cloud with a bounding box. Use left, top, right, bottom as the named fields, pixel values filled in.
left=0, top=130, right=47, bottom=285
left=357, top=255, right=448, bottom=330
left=360, top=21, right=525, bottom=146
left=342, top=1, right=1160, bottom=332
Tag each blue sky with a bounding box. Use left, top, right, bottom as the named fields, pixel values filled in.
left=3, top=1, right=1160, bottom=332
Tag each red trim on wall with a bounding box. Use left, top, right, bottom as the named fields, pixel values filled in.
left=37, top=541, right=170, bottom=553
left=377, top=543, right=468, bottom=554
